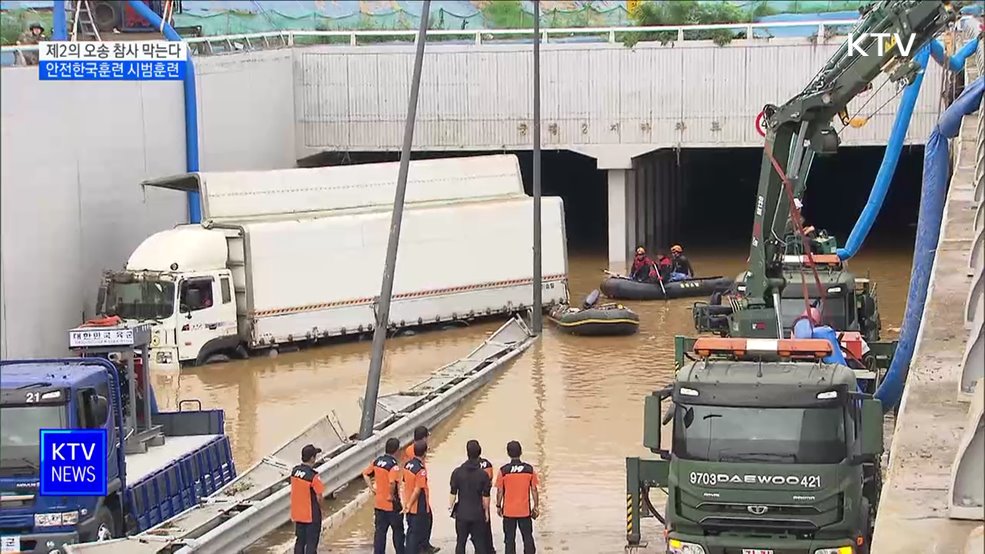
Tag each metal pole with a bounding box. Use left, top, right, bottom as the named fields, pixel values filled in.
left=358, top=0, right=431, bottom=440
left=531, top=0, right=544, bottom=334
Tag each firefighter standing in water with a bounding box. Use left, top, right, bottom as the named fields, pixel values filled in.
left=403, top=426, right=440, bottom=553
left=495, top=441, right=540, bottom=554
left=290, top=444, right=325, bottom=554
left=403, top=440, right=436, bottom=553
left=363, top=437, right=405, bottom=554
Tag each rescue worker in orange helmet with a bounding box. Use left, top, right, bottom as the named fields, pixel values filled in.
left=668, top=245, right=694, bottom=282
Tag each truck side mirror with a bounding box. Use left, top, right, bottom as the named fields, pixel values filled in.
left=858, top=397, right=883, bottom=459
left=91, top=395, right=109, bottom=428
left=643, top=386, right=673, bottom=455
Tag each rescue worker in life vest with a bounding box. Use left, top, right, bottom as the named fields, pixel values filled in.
left=668, top=245, right=694, bottom=282
left=403, top=440, right=437, bottom=553
left=363, top=437, right=405, bottom=554
left=496, top=441, right=539, bottom=554
left=290, top=444, right=325, bottom=554
left=629, top=247, right=657, bottom=282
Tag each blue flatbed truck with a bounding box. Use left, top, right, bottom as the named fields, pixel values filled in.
left=0, top=324, right=236, bottom=554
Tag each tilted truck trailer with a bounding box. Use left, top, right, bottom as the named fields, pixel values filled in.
left=97, top=155, right=568, bottom=371
left=0, top=325, right=236, bottom=554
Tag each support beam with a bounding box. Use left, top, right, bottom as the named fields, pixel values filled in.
left=949, top=377, right=984, bottom=521
left=968, top=260, right=984, bottom=326
left=960, top=308, right=984, bottom=396
left=607, top=168, right=630, bottom=272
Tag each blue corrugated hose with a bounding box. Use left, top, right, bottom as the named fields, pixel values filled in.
left=837, top=36, right=981, bottom=261
left=836, top=45, right=931, bottom=260
left=875, top=76, right=985, bottom=411
left=126, top=0, right=202, bottom=224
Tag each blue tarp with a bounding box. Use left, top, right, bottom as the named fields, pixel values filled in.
left=875, top=75, right=985, bottom=411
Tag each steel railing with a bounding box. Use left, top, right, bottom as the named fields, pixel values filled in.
left=2, top=18, right=860, bottom=61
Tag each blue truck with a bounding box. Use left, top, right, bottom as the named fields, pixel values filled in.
left=0, top=324, right=236, bottom=554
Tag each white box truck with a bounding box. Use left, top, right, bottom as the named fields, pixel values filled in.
left=97, top=155, right=569, bottom=370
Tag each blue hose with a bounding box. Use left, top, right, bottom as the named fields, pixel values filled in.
left=930, top=37, right=982, bottom=73
left=125, top=0, right=202, bottom=224
left=836, top=45, right=931, bottom=260
left=875, top=76, right=985, bottom=411
left=52, top=0, right=66, bottom=40
left=837, top=36, right=982, bottom=261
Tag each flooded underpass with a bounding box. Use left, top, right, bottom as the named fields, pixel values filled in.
left=149, top=244, right=913, bottom=553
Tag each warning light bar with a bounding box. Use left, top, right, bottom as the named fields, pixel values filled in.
left=693, top=337, right=833, bottom=359
left=782, top=254, right=843, bottom=266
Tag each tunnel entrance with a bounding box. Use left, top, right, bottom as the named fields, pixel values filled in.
left=673, top=145, right=925, bottom=250
left=299, top=145, right=923, bottom=255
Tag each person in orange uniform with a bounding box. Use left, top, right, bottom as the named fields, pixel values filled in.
left=403, top=426, right=440, bottom=554
left=290, top=444, right=325, bottom=554
left=477, top=452, right=497, bottom=553
left=403, top=440, right=437, bottom=553
left=495, top=441, right=539, bottom=554
left=363, top=437, right=405, bottom=554
left=404, top=425, right=430, bottom=462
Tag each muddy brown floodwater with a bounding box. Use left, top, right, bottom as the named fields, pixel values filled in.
left=150, top=244, right=912, bottom=553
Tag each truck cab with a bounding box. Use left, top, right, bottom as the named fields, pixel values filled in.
left=626, top=338, right=884, bottom=554
left=695, top=259, right=881, bottom=344
left=0, top=364, right=119, bottom=552
left=0, top=325, right=236, bottom=553
left=97, top=226, right=240, bottom=372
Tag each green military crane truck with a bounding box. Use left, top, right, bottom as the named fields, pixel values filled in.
left=624, top=0, right=958, bottom=551
left=626, top=337, right=884, bottom=554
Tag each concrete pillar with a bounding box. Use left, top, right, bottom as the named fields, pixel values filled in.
left=607, top=168, right=629, bottom=272
left=625, top=170, right=637, bottom=261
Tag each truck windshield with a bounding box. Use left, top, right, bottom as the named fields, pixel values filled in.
left=674, top=404, right=847, bottom=464
left=105, top=280, right=175, bottom=320
left=0, top=404, right=67, bottom=474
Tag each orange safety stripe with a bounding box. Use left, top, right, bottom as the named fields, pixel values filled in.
left=251, top=274, right=567, bottom=318
left=693, top=337, right=832, bottom=358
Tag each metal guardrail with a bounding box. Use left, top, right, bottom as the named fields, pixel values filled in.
left=1, top=19, right=860, bottom=60
left=65, top=315, right=536, bottom=554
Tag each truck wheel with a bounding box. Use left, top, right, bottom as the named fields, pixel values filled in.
left=92, top=506, right=116, bottom=541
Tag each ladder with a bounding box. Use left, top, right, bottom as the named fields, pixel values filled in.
left=71, top=0, right=101, bottom=42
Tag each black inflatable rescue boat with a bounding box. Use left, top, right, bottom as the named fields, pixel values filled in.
left=548, top=289, right=640, bottom=336
left=600, top=275, right=734, bottom=301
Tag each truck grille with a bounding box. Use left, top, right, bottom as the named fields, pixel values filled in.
left=698, top=502, right=820, bottom=517
left=700, top=516, right=818, bottom=534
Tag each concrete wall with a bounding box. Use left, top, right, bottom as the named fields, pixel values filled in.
left=294, top=38, right=944, bottom=156
left=0, top=49, right=295, bottom=359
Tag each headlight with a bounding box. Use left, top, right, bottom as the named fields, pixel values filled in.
left=34, top=511, right=79, bottom=527
left=156, top=350, right=173, bottom=364
left=815, top=547, right=854, bottom=554
left=668, top=539, right=707, bottom=554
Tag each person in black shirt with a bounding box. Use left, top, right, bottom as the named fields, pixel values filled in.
left=449, top=440, right=492, bottom=554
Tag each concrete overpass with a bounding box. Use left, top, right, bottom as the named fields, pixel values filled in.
left=0, top=23, right=943, bottom=358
